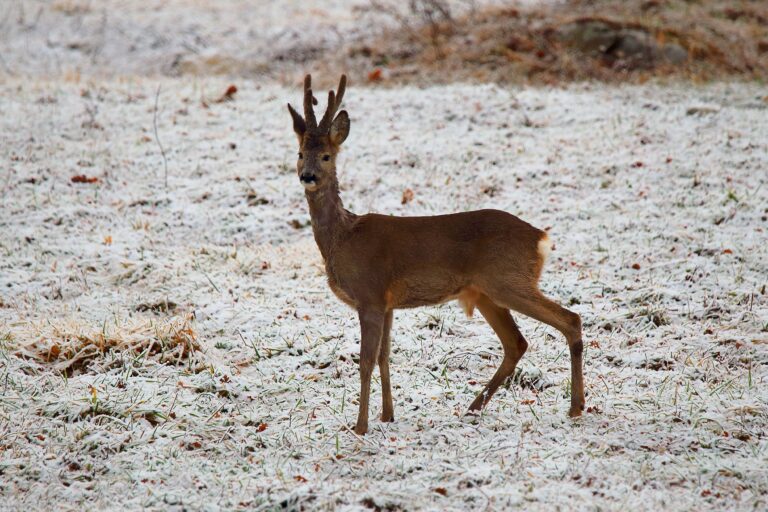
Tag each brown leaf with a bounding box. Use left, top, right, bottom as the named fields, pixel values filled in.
left=214, top=85, right=238, bottom=103
left=71, top=174, right=99, bottom=184
left=434, top=487, right=448, bottom=496
left=294, top=475, right=308, bottom=483
left=257, top=422, right=268, bottom=432
left=631, top=263, right=641, bottom=270
left=401, top=188, right=415, bottom=205
left=368, top=68, right=383, bottom=82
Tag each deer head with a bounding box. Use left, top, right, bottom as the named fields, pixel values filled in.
left=287, top=74, right=350, bottom=192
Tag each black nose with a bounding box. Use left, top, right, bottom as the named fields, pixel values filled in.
left=300, top=173, right=316, bottom=184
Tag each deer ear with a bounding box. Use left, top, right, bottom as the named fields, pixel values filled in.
left=330, top=110, right=350, bottom=146
left=287, top=103, right=306, bottom=139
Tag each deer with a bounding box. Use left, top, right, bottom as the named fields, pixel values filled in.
left=287, top=74, right=585, bottom=435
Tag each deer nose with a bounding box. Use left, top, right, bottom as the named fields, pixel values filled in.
left=299, top=173, right=316, bottom=184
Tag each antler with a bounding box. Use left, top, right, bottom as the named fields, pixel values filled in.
left=318, top=74, right=347, bottom=133
left=290, top=74, right=346, bottom=135
left=302, top=74, right=318, bottom=130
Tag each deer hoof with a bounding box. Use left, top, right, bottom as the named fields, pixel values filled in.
left=353, top=424, right=368, bottom=435
left=568, top=405, right=584, bottom=418
left=380, top=413, right=394, bottom=423
left=462, top=409, right=481, bottom=424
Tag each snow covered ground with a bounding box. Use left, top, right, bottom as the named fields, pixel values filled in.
left=1, top=75, right=766, bottom=510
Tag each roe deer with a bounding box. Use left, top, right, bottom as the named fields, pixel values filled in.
left=287, top=75, right=585, bottom=435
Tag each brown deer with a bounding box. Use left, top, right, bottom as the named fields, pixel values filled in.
left=287, top=75, right=585, bottom=435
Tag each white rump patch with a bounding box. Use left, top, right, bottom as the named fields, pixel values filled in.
left=538, top=233, right=552, bottom=262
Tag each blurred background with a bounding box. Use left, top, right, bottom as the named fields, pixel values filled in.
left=2, top=0, right=766, bottom=84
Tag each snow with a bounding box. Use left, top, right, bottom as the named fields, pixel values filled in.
left=1, top=76, right=766, bottom=510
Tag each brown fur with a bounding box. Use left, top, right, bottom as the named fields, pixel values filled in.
left=287, top=75, right=585, bottom=435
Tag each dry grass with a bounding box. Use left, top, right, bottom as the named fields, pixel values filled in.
left=11, top=315, right=203, bottom=375
left=339, top=0, right=768, bottom=85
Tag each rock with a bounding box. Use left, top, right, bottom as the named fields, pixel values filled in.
left=557, top=19, right=687, bottom=69
left=558, top=20, right=619, bottom=54
left=613, top=31, right=655, bottom=60
left=663, top=43, right=688, bottom=64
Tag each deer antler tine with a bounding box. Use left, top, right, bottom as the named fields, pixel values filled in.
left=303, top=75, right=318, bottom=105
left=302, top=74, right=317, bottom=129
left=318, top=74, right=348, bottom=132
left=318, top=90, right=337, bottom=132
left=334, top=74, right=347, bottom=111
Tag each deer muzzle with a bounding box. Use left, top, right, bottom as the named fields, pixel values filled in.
left=299, top=172, right=318, bottom=191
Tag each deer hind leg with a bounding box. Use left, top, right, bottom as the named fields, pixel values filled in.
left=467, top=294, right=529, bottom=412
left=378, top=310, right=395, bottom=422
left=354, top=308, right=385, bottom=435
left=494, top=288, right=585, bottom=417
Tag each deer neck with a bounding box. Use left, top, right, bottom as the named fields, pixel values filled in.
left=305, top=179, right=351, bottom=261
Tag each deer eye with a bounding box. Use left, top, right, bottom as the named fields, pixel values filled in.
left=322, top=154, right=331, bottom=162
left=298, top=152, right=303, bottom=159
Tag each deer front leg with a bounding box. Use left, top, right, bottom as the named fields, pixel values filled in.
left=354, top=308, right=385, bottom=435
left=379, top=310, right=394, bottom=422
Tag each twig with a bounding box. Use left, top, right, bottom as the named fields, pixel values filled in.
left=153, top=84, right=169, bottom=189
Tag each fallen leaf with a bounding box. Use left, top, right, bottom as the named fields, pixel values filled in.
left=722, top=248, right=733, bottom=254
left=434, top=487, right=448, bottom=496
left=368, top=68, right=383, bottom=82
left=631, top=263, right=641, bottom=270
left=401, top=188, right=415, bottom=204
left=71, top=174, right=98, bottom=184
left=103, top=235, right=112, bottom=245
left=214, top=85, right=238, bottom=103
left=257, top=423, right=268, bottom=432
left=294, top=475, right=308, bottom=483
left=521, top=399, right=535, bottom=405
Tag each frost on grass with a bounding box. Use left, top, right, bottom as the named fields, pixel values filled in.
left=0, top=78, right=767, bottom=510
